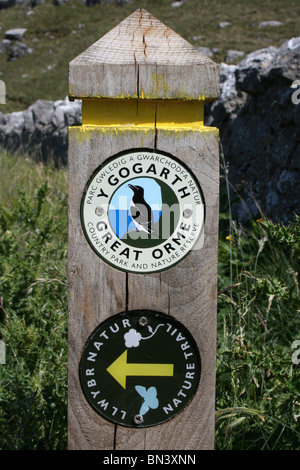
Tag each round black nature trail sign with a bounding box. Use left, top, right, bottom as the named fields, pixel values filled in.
left=79, top=310, right=201, bottom=428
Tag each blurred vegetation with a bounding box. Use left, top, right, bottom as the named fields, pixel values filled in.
left=0, top=152, right=68, bottom=449
left=0, top=0, right=300, bottom=111
left=0, top=151, right=299, bottom=449
left=217, top=212, right=300, bottom=449
left=0, top=0, right=299, bottom=450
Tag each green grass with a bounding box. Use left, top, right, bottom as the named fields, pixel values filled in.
left=0, top=151, right=299, bottom=449
left=1, top=0, right=300, bottom=111
left=216, top=214, right=300, bottom=449
left=0, top=0, right=300, bottom=449
left=215, top=151, right=300, bottom=449
left=0, top=152, right=68, bottom=449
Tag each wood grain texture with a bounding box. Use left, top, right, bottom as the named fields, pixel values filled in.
left=68, top=125, right=219, bottom=450
left=68, top=127, right=155, bottom=449
left=115, top=128, right=219, bottom=450
left=69, top=9, right=219, bottom=100
left=68, top=7, right=219, bottom=451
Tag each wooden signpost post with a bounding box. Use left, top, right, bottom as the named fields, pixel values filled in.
left=68, top=8, right=220, bottom=451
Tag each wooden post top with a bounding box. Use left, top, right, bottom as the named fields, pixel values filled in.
left=69, top=8, right=219, bottom=102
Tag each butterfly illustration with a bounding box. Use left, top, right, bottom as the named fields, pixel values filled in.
left=135, top=385, right=159, bottom=416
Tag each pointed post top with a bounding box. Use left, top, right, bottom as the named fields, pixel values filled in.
left=69, top=8, right=219, bottom=101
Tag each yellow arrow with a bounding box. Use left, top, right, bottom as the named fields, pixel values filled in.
left=106, top=350, right=174, bottom=389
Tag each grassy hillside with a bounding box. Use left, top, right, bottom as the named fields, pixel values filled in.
left=0, top=0, right=300, bottom=111
left=0, top=152, right=68, bottom=449
left=0, top=151, right=299, bottom=449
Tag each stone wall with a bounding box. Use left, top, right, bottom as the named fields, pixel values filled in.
left=0, top=37, right=299, bottom=223
left=0, top=97, right=81, bottom=166
left=205, top=37, right=300, bottom=223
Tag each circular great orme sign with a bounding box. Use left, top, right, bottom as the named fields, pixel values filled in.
left=81, top=148, right=205, bottom=274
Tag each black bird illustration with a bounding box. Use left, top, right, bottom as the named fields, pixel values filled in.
left=128, top=184, right=157, bottom=236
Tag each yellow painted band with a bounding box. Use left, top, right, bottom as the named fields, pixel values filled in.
left=82, top=99, right=204, bottom=130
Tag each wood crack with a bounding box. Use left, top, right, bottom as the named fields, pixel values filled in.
left=126, top=272, right=129, bottom=311
left=154, top=100, right=158, bottom=149
left=142, top=33, right=147, bottom=57
left=113, top=425, right=117, bottom=450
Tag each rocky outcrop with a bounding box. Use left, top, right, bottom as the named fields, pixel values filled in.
left=0, top=97, right=81, bottom=165
left=0, top=0, right=43, bottom=8
left=205, top=37, right=300, bottom=223
left=0, top=38, right=299, bottom=222
left=0, top=28, right=34, bottom=62
left=0, top=0, right=130, bottom=7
